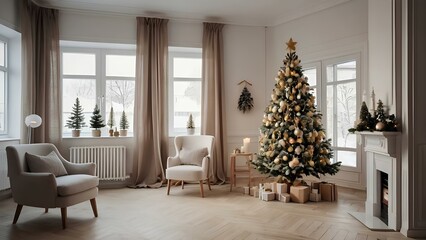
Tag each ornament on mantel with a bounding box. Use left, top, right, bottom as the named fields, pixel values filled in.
left=237, top=80, right=254, bottom=113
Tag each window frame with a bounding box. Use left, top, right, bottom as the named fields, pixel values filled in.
left=168, top=47, right=202, bottom=136
left=305, top=53, right=361, bottom=172
left=0, top=35, right=8, bottom=135
left=60, top=46, right=136, bottom=137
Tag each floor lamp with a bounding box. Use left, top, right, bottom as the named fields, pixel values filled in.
left=25, top=114, right=42, bottom=144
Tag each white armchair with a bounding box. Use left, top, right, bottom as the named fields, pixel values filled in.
left=166, top=135, right=215, bottom=197
left=6, top=143, right=99, bottom=229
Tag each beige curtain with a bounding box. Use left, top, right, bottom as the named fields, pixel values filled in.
left=21, top=0, right=62, bottom=145
left=201, top=23, right=226, bottom=184
left=129, top=17, right=169, bottom=188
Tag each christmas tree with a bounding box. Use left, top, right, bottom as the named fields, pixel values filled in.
left=348, top=101, right=375, bottom=133
left=65, top=97, right=87, bottom=130
left=252, top=38, right=341, bottom=184
left=120, top=111, right=129, bottom=130
left=186, top=114, right=194, bottom=129
left=90, top=105, right=106, bottom=130
left=238, top=86, right=254, bottom=113
left=107, top=106, right=115, bottom=129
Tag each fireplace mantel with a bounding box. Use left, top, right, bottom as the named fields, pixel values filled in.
left=350, top=131, right=401, bottom=231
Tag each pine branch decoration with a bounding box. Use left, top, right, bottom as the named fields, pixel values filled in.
left=238, top=87, right=254, bottom=113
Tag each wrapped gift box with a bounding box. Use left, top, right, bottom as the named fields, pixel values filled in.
left=277, top=193, right=291, bottom=203
left=263, top=183, right=272, bottom=192
left=276, top=183, right=289, bottom=194
left=309, top=192, right=321, bottom=202
left=319, top=182, right=338, bottom=202
left=270, top=182, right=277, bottom=193
left=250, top=186, right=258, bottom=197
left=243, top=186, right=250, bottom=195
left=261, top=191, right=275, bottom=201
left=290, top=186, right=310, bottom=203
left=311, top=181, right=321, bottom=192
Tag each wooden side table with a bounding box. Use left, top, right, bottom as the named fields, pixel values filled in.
left=230, top=152, right=253, bottom=192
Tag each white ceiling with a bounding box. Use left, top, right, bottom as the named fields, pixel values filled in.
left=35, top=0, right=351, bottom=27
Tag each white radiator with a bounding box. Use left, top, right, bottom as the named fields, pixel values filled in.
left=70, top=146, right=127, bottom=181
left=0, top=148, right=10, bottom=191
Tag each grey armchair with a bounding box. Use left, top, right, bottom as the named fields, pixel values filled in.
left=6, top=143, right=99, bottom=229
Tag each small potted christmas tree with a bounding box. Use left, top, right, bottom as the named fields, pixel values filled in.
left=120, top=111, right=129, bottom=137
left=89, top=104, right=106, bottom=137
left=107, top=106, right=115, bottom=137
left=65, top=97, right=87, bottom=137
left=187, top=114, right=195, bottom=135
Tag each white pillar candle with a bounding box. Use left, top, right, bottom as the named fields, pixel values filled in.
left=241, top=146, right=245, bottom=153
left=243, top=138, right=250, bottom=153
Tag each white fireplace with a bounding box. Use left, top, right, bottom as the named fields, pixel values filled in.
left=350, top=131, right=401, bottom=231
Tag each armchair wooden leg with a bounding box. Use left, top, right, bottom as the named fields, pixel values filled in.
left=199, top=180, right=205, bottom=198
left=45, top=208, right=48, bottom=213
left=207, top=177, right=212, bottom=191
left=90, top=198, right=98, bottom=217
left=167, top=179, right=171, bottom=195
left=181, top=180, right=184, bottom=189
left=61, top=207, right=67, bottom=229
left=12, top=204, right=23, bottom=224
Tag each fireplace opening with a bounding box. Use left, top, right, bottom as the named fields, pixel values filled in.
left=380, top=171, right=389, bottom=225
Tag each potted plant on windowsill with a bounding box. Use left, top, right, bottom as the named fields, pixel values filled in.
left=90, top=104, right=106, bottom=137
left=65, top=97, right=87, bottom=137
left=107, top=106, right=115, bottom=137
left=187, top=113, right=195, bottom=135
left=120, top=111, right=129, bottom=137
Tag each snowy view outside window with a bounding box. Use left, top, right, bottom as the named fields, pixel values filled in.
left=62, top=48, right=135, bottom=137
left=168, top=48, right=202, bottom=135
left=326, top=60, right=357, bottom=167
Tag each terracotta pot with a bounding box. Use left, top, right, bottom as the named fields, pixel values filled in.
left=109, top=129, right=114, bottom=137
left=72, top=129, right=80, bottom=137
left=92, top=129, right=101, bottom=137
left=119, top=129, right=127, bottom=137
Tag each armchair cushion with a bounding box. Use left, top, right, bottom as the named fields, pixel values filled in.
left=56, top=174, right=99, bottom=196
left=179, top=147, right=208, bottom=166
left=26, top=151, right=68, bottom=177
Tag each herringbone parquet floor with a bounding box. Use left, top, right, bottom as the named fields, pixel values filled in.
left=0, top=184, right=413, bottom=240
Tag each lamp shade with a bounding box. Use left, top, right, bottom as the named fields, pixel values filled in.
left=25, top=114, right=42, bottom=128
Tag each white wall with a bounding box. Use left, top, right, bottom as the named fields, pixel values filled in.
left=0, top=0, right=20, bottom=31
left=368, top=0, right=394, bottom=113
left=265, top=0, right=369, bottom=189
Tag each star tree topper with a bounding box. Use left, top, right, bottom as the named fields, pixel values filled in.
left=286, top=38, right=297, bottom=52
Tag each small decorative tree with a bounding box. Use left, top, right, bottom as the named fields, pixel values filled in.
left=187, top=114, right=195, bottom=135
left=348, top=101, right=375, bottom=133
left=107, top=106, right=115, bottom=129
left=65, top=97, right=87, bottom=137
left=238, top=86, right=254, bottom=113
left=90, top=104, right=105, bottom=137
left=120, top=111, right=129, bottom=136
left=107, top=106, right=115, bottom=136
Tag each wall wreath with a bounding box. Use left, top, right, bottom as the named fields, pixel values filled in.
left=237, top=80, right=254, bottom=113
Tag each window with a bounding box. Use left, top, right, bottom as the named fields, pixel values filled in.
left=168, top=47, right=202, bottom=136
left=61, top=44, right=136, bottom=137
left=0, top=37, right=7, bottom=134
left=325, top=58, right=358, bottom=168
left=305, top=54, right=360, bottom=169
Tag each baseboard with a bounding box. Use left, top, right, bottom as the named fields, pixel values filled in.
left=401, top=227, right=426, bottom=238
left=0, top=189, right=12, bottom=200
left=99, top=179, right=130, bottom=189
